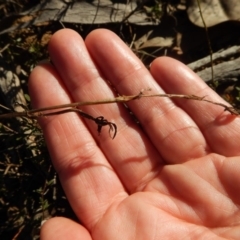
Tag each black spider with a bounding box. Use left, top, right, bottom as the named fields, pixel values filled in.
left=43, top=108, right=117, bottom=139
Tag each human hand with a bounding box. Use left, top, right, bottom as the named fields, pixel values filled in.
left=29, top=29, right=240, bottom=240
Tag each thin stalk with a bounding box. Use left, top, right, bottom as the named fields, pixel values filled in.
left=0, top=91, right=239, bottom=119
left=196, top=0, right=215, bottom=85
left=0, top=91, right=239, bottom=139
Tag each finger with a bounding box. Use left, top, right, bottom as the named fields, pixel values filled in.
left=151, top=57, right=240, bottom=156
left=47, top=29, right=162, bottom=192
left=29, top=63, right=127, bottom=229
left=220, top=156, right=240, bottom=203
left=40, top=217, right=92, bottom=240
left=85, top=29, right=208, bottom=163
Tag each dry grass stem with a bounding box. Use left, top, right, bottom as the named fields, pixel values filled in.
left=0, top=90, right=239, bottom=138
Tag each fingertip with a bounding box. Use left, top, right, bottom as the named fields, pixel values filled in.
left=84, top=28, right=128, bottom=58
left=40, top=217, right=92, bottom=240
left=150, top=56, right=186, bottom=79
left=28, top=64, right=47, bottom=107
left=28, top=63, right=62, bottom=108
left=48, top=28, right=81, bottom=51
left=85, top=28, right=118, bottom=43
left=150, top=56, right=207, bottom=93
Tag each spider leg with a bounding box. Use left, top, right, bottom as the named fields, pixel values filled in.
left=95, top=116, right=117, bottom=139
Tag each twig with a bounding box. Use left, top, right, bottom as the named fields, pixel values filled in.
left=196, top=0, right=215, bottom=84
left=0, top=43, right=10, bottom=53
left=0, top=90, right=239, bottom=138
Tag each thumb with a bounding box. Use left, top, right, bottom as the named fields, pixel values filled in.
left=40, top=217, right=92, bottom=240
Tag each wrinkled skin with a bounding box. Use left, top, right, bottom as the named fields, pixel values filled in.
left=29, top=29, right=240, bottom=240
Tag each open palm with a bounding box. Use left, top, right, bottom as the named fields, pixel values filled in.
left=29, top=29, right=240, bottom=240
